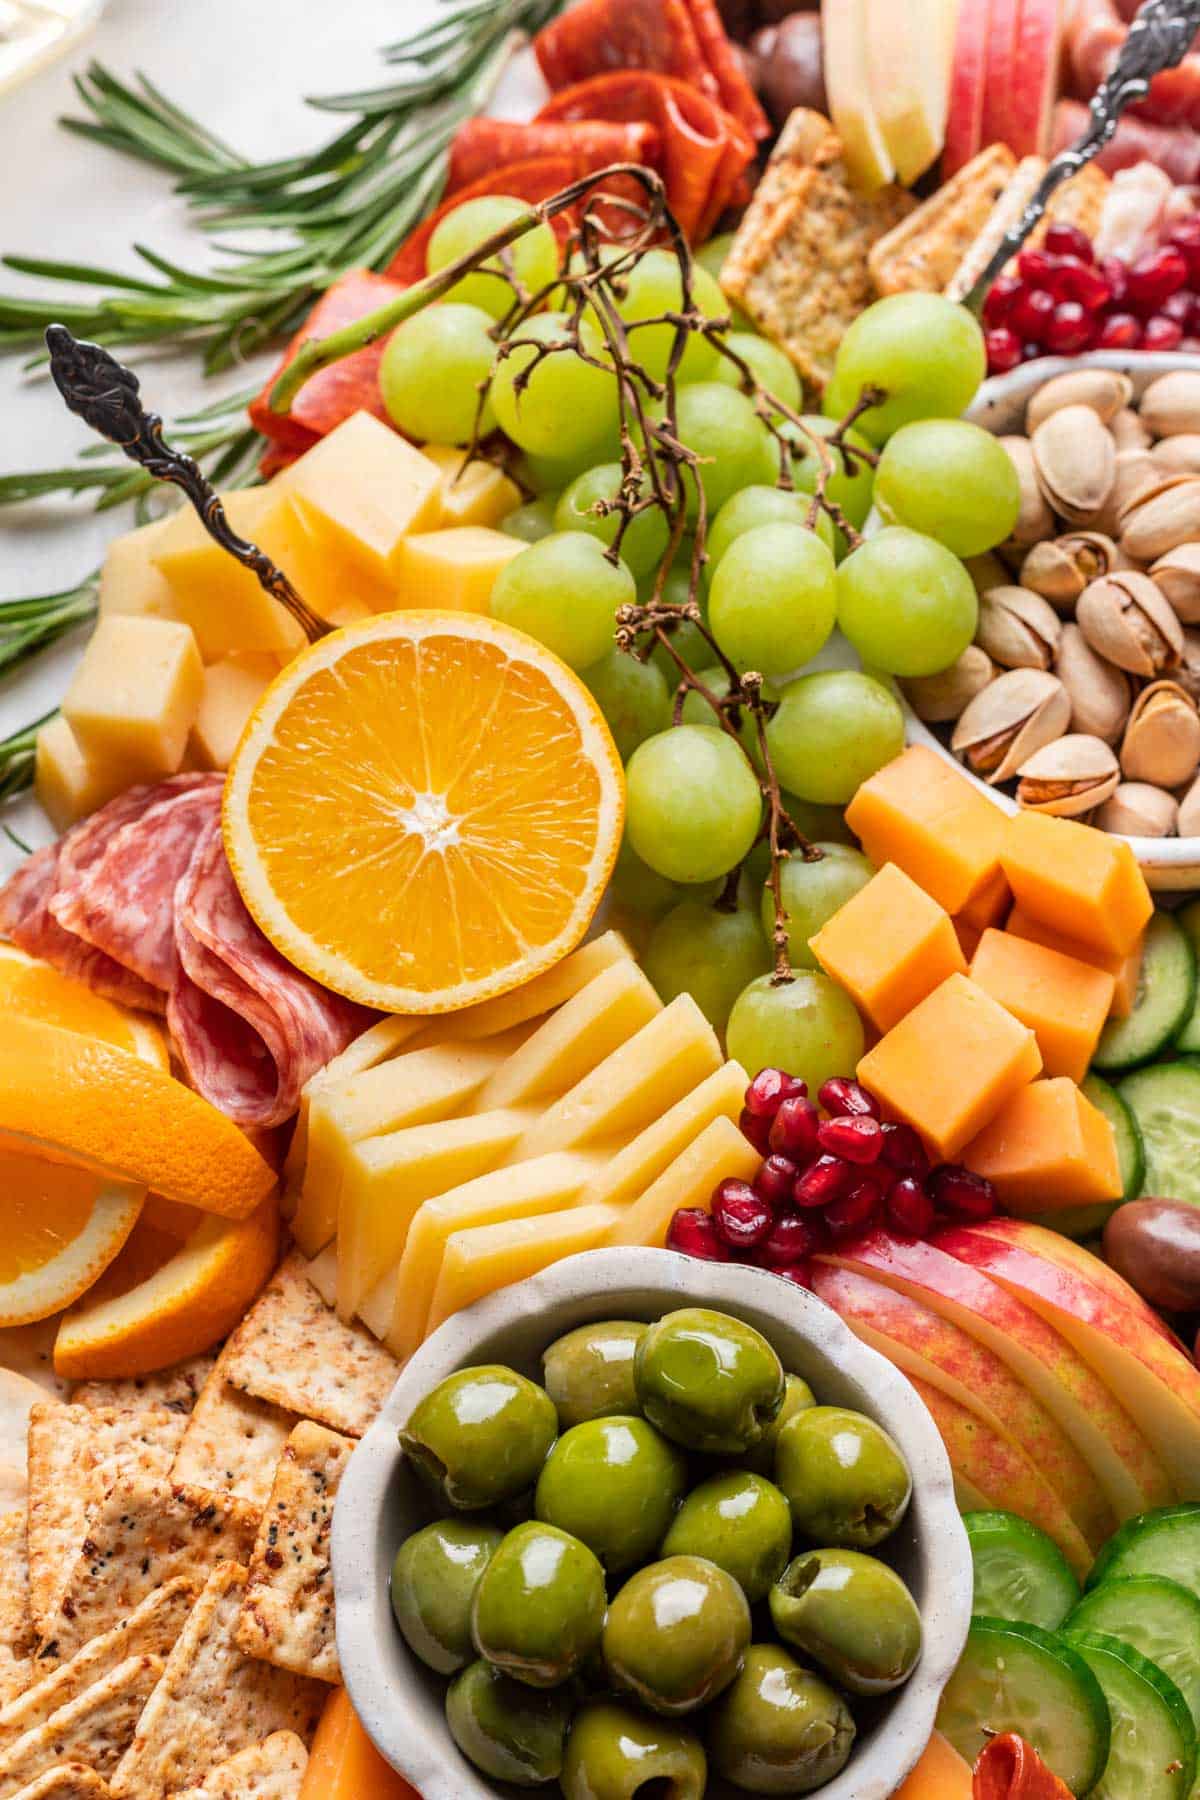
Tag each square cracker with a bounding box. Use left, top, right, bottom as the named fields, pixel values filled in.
left=71, top=1356, right=217, bottom=1418
left=174, top=1731, right=308, bottom=1800
left=236, top=1423, right=352, bottom=1684
left=868, top=144, right=1018, bottom=295
left=110, top=1564, right=324, bottom=1800
left=170, top=1378, right=298, bottom=1510
left=26, top=1407, right=185, bottom=1640
left=6, top=1767, right=111, bottom=1799
left=0, top=1515, right=34, bottom=1709
left=945, top=156, right=1111, bottom=302
left=0, top=1653, right=163, bottom=1795
left=221, top=1255, right=396, bottom=1438
left=37, top=1480, right=258, bottom=1666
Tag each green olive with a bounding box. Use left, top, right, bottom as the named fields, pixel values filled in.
left=769, top=1549, right=923, bottom=1694
left=742, top=1374, right=817, bottom=1475
left=661, top=1472, right=792, bottom=1604
left=400, top=1365, right=558, bottom=1511
left=390, top=1518, right=502, bottom=1674
left=707, top=1643, right=856, bottom=1794
left=472, top=1521, right=606, bottom=1687
left=445, top=1657, right=572, bottom=1786
left=775, top=1405, right=912, bottom=1548
left=603, top=1554, right=750, bottom=1715
left=634, top=1308, right=785, bottom=1454
left=535, top=1416, right=688, bottom=1572
left=561, top=1699, right=707, bottom=1799
left=543, top=1321, right=647, bottom=1428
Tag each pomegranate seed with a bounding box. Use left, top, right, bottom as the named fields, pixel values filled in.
left=825, top=1179, right=882, bottom=1239
left=879, top=1122, right=930, bottom=1177
left=739, top=1106, right=772, bottom=1155
left=755, top=1210, right=821, bottom=1267
left=928, top=1164, right=997, bottom=1222
left=817, top=1115, right=883, bottom=1164
left=983, top=274, right=1022, bottom=327
left=817, top=1077, right=879, bottom=1119
left=1160, top=289, right=1194, bottom=325
left=1056, top=261, right=1111, bottom=311
left=744, top=1067, right=806, bottom=1118
left=754, top=1155, right=799, bottom=1209
left=1127, top=245, right=1188, bottom=315
left=774, top=1262, right=814, bottom=1291
left=1095, top=311, right=1142, bottom=350
left=1100, top=255, right=1129, bottom=307
left=1021, top=341, right=1046, bottom=361
left=1144, top=314, right=1185, bottom=351
left=1167, top=216, right=1200, bottom=282
left=887, top=1177, right=935, bottom=1237
left=985, top=326, right=1023, bottom=374
left=1017, top=247, right=1054, bottom=286
left=1044, top=222, right=1094, bottom=263
left=1010, top=287, right=1055, bottom=344
left=1043, top=300, right=1095, bottom=355
left=794, top=1154, right=850, bottom=1209
left=713, top=1182, right=774, bottom=1251
left=770, top=1096, right=820, bottom=1162
left=1187, top=296, right=1200, bottom=333
left=667, top=1207, right=730, bottom=1261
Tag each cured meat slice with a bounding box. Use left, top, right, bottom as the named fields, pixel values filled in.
left=0, top=842, right=162, bottom=1014
left=1064, top=0, right=1200, bottom=130
left=249, top=269, right=408, bottom=451
left=170, top=816, right=370, bottom=1129
left=683, top=0, right=770, bottom=140
left=386, top=156, right=583, bottom=286
left=1051, top=99, right=1200, bottom=186
left=973, top=1734, right=1073, bottom=1800
left=447, top=118, right=660, bottom=195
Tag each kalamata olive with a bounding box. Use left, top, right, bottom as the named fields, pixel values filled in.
left=751, top=13, right=827, bottom=130
left=716, top=0, right=759, bottom=40
left=1103, top=1198, right=1200, bottom=1313
left=758, top=0, right=821, bottom=24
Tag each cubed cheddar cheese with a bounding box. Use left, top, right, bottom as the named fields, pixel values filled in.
left=968, top=929, right=1115, bottom=1083
left=809, top=862, right=966, bottom=1032
left=953, top=917, right=983, bottom=963
left=274, top=410, right=442, bottom=583
left=955, top=865, right=1011, bottom=932
left=961, top=1076, right=1123, bottom=1214
left=301, top=1688, right=418, bottom=1800
left=188, top=653, right=278, bottom=771
left=98, top=516, right=183, bottom=624
left=423, top=444, right=521, bottom=529
left=424, top=1203, right=620, bottom=1339
left=1006, top=904, right=1142, bottom=1020
left=34, top=715, right=124, bottom=830
left=1000, top=811, right=1153, bottom=958
left=845, top=746, right=1008, bottom=920
left=62, top=615, right=203, bottom=785
left=857, top=972, right=1042, bottom=1161
left=890, top=1732, right=973, bottom=1800
left=607, top=1115, right=761, bottom=1249
left=392, top=526, right=524, bottom=612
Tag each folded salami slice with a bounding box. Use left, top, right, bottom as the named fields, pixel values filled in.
left=973, top=1734, right=1074, bottom=1800
left=447, top=118, right=660, bottom=195
left=0, top=841, right=162, bottom=1014
left=386, top=155, right=584, bottom=286
left=249, top=269, right=409, bottom=451
left=1052, top=99, right=1200, bottom=185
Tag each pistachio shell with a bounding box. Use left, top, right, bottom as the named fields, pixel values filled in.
left=1031, top=405, right=1116, bottom=526
left=1095, top=782, right=1178, bottom=838
left=1054, top=623, right=1135, bottom=745
left=1025, top=370, right=1132, bottom=434
left=975, top=586, right=1062, bottom=670
left=1119, top=680, right=1200, bottom=788
left=1138, top=370, right=1200, bottom=439
left=1119, top=475, right=1200, bottom=561
left=1150, top=543, right=1200, bottom=624
left=1097, top=449, right=1161, bottom=537
left=1153, top=433, right=1200, bottom=475
left=1178, top=627, right=1200, bottom=706
left=963, top=552, right=1012, bottom=596
left=1111, top=407, right=1152, bottom=452
left=1000, top=435, right=1055, bottom=546
left=1015, top=733, right=1120, bottom=817
left=1020, top=532, right=1123, bottom=612
left=901, top=646, right=995, bottom=723
left=951, top=668, right=1070, bottom=784
left=1076, top=570, right=1183, bottom=678
left=1178, top=771, right=1200, bottom=837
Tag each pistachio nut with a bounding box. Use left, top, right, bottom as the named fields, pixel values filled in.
left=1153, top=433, right=1200, bottom=475
left=1111, top=407, right=1153, bottom=452
left=1119, top=680, right=1200, bottom=788
left=1179, top=771, right=1200, bottom=837
left=1000, top=435, right=1055, bottom=546
left=1015, top=734, right=1120, bottom=817
left=1095, top=781, right=1178, bottom=838
left=901, top=645, right=995, bottom=723
left=963, top=551, right=1011, bottom=595
left=1138, top=370, right=1200, bottom=439
left=1096, top=449, right=1162, bottom=536
left=1031, top=405, right=1116, bottom=526
left=1150, top=543, right=1200, bottom=625
left=1025, top=369, right=1132, bottom=434
left=951, top=668, right=1070, bottom=784
left=1055, top=622, right=1135, bottom=745
left=1076, top=570, right=1183, bottom=678
left=1178, top=628, right=1200, bottom=705
left=976, top=585, right=1062, bottom=670
left=1020, top=532, right=1123, bottom=611
left=1119, top=475, right=1200, bottom=561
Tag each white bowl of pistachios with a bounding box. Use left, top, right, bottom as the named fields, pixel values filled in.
left=899, top=350, right=1200, bottom=892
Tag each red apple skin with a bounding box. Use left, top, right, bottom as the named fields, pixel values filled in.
left=965, top=1216, right=1180, bottom=1347
left=944, top=0, right=992, bottom=175
left=996, top=0, right=1066, bottom=157
left=979, top=0, right=1022, bottom=153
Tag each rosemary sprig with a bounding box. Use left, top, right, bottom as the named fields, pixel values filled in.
left=0, top=577, right=98, bottom=676
left=0, top=711, right=56, bottom=805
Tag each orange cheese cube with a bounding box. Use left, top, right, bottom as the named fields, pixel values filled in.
left=301, top=1688, right=418, bottom=1800
left=891, top=1732, right=973, bottom=1800
left=953, top=917, right=983, bottom=962
left=956, top=864, right=1010, bottom=932
left=968, top=929, right=1115, bottom=1083
left=1000, top=811, right=1152, bottom=958
left=961, top=1076, right=1123, bottom=1215
left=845, top=746, right=1007, bottom=919
left=809, top=863, right=966, bottom=1032
left=1006, top=905, right=1142, bottom=1020
left=857, top=972, right=1042, bottom=1161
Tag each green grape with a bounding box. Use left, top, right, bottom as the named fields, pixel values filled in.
left=781, top=795, right=858, bottom=847
left=766, top=671, right=904, bottom=805
left=521, top=440, right=618, bottom=494
left=643, top=898, right=770, bottom=1037
left=583, top=650, right=671, bottom=761
left=378, top=304, right=497, bottom=447
left=762, top=843, right=875, bottom=969
left=673, top=384, right=779, bottom=520
left=712, top=333, right=801, bottom=416
left=784, top=416, right=877, bottom=533
left=500, top=497, right=558, bottom=544
left=726, top=971, right=865, bottom=1090
left=679, top=668, right=781, bottom=774
left=554, top=464, right=670, bottom=579
left=873, top=420, right=1021, bottom=557
left=427, top=196, right=560, bottom=321
left=707, top=484, right=835, bottom=573
left=610, top=835, right=690, bottom=919
left=615, top=249, right=727, bottom=383
left=822, top=293, right=987, bottom=446
left=694, top=234, right=754, bottom=329
left=491, top=312, right=619, bottom=462
left=836, top=526, right=978, bottom=678
left=625, top=725, right=762, bottom=884
left=489, top=532, right=633, bottom=671
left=708, top=523, right=837, bottom=676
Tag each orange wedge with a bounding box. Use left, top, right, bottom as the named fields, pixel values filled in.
left=0, top=1016, right=276, bottom=1219
left=223, top=611, right=624, bottom=1013
left=0, top=1147, right=144, bottom=1328
left=0, top=944, right=167, bottom=1069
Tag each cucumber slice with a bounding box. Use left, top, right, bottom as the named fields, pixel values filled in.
left=1088, top=1506, right=1200, bottom=1604
left=1083, top=1073, right=1146, bottom=1203
left=936, top=1616, right=1110, bottom=1794
left=1066, top=1578, right=1200, bottom=1734
left=1174, top=900, right=1200, bottom=1053
left=1063, top=1631, right=1195, bottom=1800
left=1116, top=1066, right=1200, bottom=1207
left=963, top=1511, right=1081, bottom=1631
left=1094, top=914, right=1195, bottom=1072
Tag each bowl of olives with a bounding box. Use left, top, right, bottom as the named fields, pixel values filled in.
left=333, top=1247, right=972, bottom=1799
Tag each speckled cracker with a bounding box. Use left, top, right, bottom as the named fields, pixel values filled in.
left=221, top=1255, right=396, bottom=1438
left=236, top=1424, right=351, bottom=1684
left=0, top=1653, right=162, bottom=1795
left=37, top=1480, right=258, bottom=1665
left=945, top=156, right=1111, bottom=302
left=170, top=1377, right=298, bottom=1510
left=174, top=1731, right=308, bottom=1800
left=0, top=1371, right=57, bottom=1485
left=110, top=1565, right=324, bottom=1800
left=72, top=1355, right=217, bottom=1418
left=0, top=1515, right=34, bottom=1708
left=869, top=143, right=1018, bottom=295
left=6, top=1766, right=111, bottom=1799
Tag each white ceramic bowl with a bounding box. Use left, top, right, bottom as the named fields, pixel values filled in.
left=333, top=1247, right=973, bottom=1800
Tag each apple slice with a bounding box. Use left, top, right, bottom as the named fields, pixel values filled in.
left=979, top=0, right=1021, bottom=154
left=967, top=1217, right=1180, bottom=1347
left=943, top=0, right=992, bottom=175
left=866, top=0, right=954, bottom=185
left=992, top=0, right=1064, bottom=158
left=936, top=1221, right=1200, bottom=1497
left=822, top=0, right=896, bottom=190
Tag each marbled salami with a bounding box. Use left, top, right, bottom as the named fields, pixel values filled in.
left=0, top=840, right=162, bottom=1013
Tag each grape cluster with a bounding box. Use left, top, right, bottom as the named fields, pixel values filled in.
left=667, top=1068, right=997, bottom=1280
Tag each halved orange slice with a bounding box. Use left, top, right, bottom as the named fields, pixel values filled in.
left=0, top=944, right=167, bottom=1069
left=0, top=1148, right=144, bottom=1328
left=223, top=611, right=624, bottom=1013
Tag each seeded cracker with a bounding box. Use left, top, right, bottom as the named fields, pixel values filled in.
left=71, top=1355, right=217, bottom=1417
left=5, top=1765, right=111, bottom=1799
left=171, top=1375, right=298, bottom=1510
left=868, top=144, right=1018, bottom=295
left=174, top=1731, right=308, bottom=1799
left=0, top=1515, right=34, bottom=1708
left=0, top=1653, right=163, bottom=1795
left=110, top=1564, right=324, bottom=1800
left=220, top=1254, right=397, bottom=1438
left=235, top=1423, right=352, bottom=1684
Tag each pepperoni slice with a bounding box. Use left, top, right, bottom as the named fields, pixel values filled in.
left=249, top=269, right=408, bottom=449
left=448, top=118, right=659, bottom=195
left=974, top=1735, right=1075, bottom=1800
